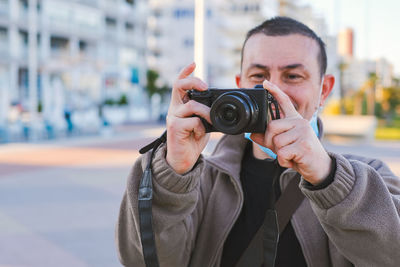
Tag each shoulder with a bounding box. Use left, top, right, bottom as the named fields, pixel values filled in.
left=333, top=153, right=392, bottom=173
left=328, top=152, right=399, bottom=189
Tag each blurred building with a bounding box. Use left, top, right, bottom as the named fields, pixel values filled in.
left=0, top=0, right=346, bottom=141
left=207, top=0, right=278, bottom=87
left=336, top=26, right=393, bottom=94
left=0, top=0, right=147, bottom=139
left=146, top=0, right=279, bottom=88
left=341, top=57, right=393, bottom=92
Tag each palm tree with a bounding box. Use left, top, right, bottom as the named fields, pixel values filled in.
left=338, top=61, right=348, bottom=114
left=366, top=72, right=378, bottom=116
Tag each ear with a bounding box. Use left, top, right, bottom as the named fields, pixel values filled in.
left=319, top=74, right=335, bottom=107
left=235, top=74, right=241, bottom=88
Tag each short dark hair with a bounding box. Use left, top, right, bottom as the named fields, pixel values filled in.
left=241, top=16, right=327, bottom=77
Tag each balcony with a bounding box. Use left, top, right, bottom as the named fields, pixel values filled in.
left=76, top=0, right=99, bottom=7
left=0, top=40, right=8, bottom=61
left=49, top=49, right=69, bottom=62
left=100, top=0, right=119, bottom=16
left=49, top=36, right=69, bottom=61
left=0, top=1, right=9, bottom=17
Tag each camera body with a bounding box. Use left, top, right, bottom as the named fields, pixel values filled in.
left=188, top=85, right=274, bottom=135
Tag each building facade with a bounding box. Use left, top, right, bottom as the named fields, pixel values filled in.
left=146, top=0, right=279, bottom=88
left=0, top=0, right=147, bottom=140
left=0, top=0, right=352, bottom=141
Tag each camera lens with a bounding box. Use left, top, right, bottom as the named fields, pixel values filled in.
left=219, top=104, right=238, bottom=124
left=210, top=91, right=258, bottom=134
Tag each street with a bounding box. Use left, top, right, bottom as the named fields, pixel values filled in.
left=0, top=124, right=399, bottom=267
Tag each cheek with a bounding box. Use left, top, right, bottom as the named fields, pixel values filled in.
left=286, top=88, right=317, bottom=119
left=238, top=76, right=255, bottom=88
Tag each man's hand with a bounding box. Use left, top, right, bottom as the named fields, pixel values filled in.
left=165, top=63, right=211, bottom=174
left=250, top=80, right=333, bottom=185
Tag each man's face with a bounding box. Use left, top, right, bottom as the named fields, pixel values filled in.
left=236, top=33, right=333, bottom=120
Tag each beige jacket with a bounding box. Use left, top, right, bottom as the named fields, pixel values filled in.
left=116, top=134, right=400, bottom=267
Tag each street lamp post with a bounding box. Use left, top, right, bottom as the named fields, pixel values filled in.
left=28, top=0, right=38, bottom=139
left=194, top=0, right=206, bottom=81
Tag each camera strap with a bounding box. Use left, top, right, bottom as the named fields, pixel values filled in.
left=268, top=96, right=280, bottom=120
left=138, top=130, right=167, bottom=267
left=235, top=173, right=304, bottom=267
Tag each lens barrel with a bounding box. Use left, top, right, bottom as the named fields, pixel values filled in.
left=210, top=91, right=259, bottom=135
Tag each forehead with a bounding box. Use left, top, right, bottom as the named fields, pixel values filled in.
left=242, top=33, right=320, bottom=72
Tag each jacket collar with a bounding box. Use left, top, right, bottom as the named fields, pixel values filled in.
left=205, top=134, right=248, bottom=182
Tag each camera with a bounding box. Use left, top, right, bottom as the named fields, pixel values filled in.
left=187, top=85, right=276, bottom=135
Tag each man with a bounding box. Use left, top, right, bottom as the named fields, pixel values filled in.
left=116, top=17, right=400, bottom=267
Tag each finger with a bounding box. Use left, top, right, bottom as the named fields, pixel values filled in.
left=276, top=143, right=297, bottom=169
left=263, top=80, right=301, bottom=119
left=173, top=100, right=212, bottom=124
left=271, top=127, right=298, bottom=150
left=172, top=77, right=208, bottom=106
left=167, top=116, right=207, bottom=140
left=178, top=62, right=196, bottom=79
left=265, top=118, right=298, bottom=149
left=173, top=76, right=208, bottom=99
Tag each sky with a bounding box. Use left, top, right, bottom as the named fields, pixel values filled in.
left=301, top=0, right=400, bottom=75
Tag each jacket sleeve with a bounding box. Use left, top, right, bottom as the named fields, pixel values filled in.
left=299, top=152, right=400, bottom=267
left=116, top=144, right=205, bottom=267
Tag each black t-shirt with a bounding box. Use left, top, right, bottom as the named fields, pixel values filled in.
left=220, top=142, right=307, bottom=267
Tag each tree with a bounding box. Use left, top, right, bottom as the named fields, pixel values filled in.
left=118, top=94, right=128, bottom=106
left=338, top=61, right=348, bottom=114
left=145, top=69, right=169, bottom=99
left=145, top=69, right=170, bottom=120
left=366, top=72, right=378, bottom=115
left=381, top=86, right=400, bottom=125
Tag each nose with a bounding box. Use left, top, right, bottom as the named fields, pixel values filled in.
left=268, top=75, right=282, bottom=90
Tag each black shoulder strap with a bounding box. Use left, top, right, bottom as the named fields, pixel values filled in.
left=138, top=130, right=167, bottom=267
left=235, top=173, right=304, bottom=267
left=275, top=173, right=305, bottom=232
left=138, top=165, right=159, bottom=267
left=139, top=131, right=167, bottom=154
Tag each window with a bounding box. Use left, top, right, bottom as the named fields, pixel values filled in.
left=125, top=22, right=134, bottom=31
left=183, top=38, right=193, bottom=48
left=19, top=0, right=28, bottom=10
left=105, top=17, right=117, bottom=28
left=173, top=8, right=194, bottom=19
left=50, top=36, right=68, bottom=51
left=0, top=27, right=7, bottom=41
left=19, top=30, right=28, bottom=45
left=79, top=40, right=87, bottom=52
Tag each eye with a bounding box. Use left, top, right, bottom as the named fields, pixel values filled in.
left=285, top=73, right=303, bottom=82
left=253, top=74, right=264, bottom=78
left=250, top=73, right=267, bottom=82
left=288, top=74, right=300, bottom=79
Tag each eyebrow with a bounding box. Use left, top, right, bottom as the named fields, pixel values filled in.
left=248, top=63, right=269, bottom=71
left=247, top=63, right=306, bottom=71
left=279, top=63, right=305, bottom=71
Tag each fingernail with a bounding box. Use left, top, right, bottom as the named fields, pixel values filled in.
left=264, top=80, right=276, bottom=90
left=263, top=80, right=272, bottom=85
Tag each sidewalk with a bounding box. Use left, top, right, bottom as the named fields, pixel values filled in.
left=0, top=123, right=167, bottom=267
left=0, top=123, right=399, bottom=267
left=0, top=123, right=224, bottom=267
